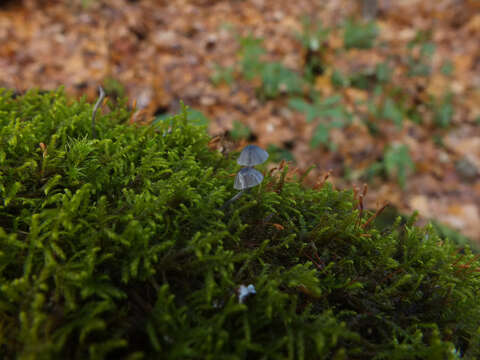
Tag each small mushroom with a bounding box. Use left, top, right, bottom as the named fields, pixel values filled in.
left=234, top=167, right=264, bottom=190
left=237, top=145, right=269, bottom=167
left=221, top=145, right=269, bottom=210
left=238, top=284, right=256, bottom=304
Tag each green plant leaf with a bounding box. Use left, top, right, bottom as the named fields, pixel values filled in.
left=384, top=144, right=415, bottom=188
left=311, top=123, right=330, bottom=147
left=230, top=120, right=251, bottom=140
left=343, top=19, right=378, bottom=49
left=383, top=98, right=404, bottom=128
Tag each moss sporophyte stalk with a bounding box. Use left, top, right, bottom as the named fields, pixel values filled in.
left=1, top=89, right=480, bottom=359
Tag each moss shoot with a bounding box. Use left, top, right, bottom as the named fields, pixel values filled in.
left=0, top=89, right=479, bottom=359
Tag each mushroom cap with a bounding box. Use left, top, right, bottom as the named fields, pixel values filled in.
left=234, top=167, right=264, bottom=190
left=238, top=284, right=256, bottom=303
left=237, top=145, right=269, bottom=166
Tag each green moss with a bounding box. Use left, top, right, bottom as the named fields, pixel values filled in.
left=1, top=89, right=479, bottom=359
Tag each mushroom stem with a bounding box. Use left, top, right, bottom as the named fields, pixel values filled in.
left=92, top=86, right=105, bottom=139
left=220, top=189, right=250, bottom=210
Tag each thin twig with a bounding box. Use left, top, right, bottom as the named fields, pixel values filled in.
left=92, top=86, right=105, bottom=139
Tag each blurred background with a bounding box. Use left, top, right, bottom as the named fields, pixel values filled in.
left=1, top=0, right=479, bottom=243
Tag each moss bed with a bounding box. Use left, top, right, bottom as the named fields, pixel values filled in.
left=0, top=89, right=479, bottom=359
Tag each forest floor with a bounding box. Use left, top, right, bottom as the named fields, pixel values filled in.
left=1, top=0, right=479, bottom=241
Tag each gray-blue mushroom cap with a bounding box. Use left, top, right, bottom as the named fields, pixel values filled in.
left=234, top=167, right=264, bottom=190
left=237, top=145, right=269, bottom=166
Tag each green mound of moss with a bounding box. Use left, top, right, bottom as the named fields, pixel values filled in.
left=1, top=89, right=479, bottom=359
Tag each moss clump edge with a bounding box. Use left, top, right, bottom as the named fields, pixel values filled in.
left=0, top=89, right=479, bottom=359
